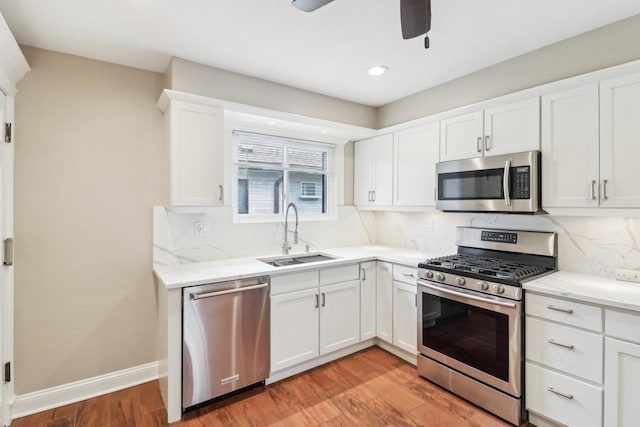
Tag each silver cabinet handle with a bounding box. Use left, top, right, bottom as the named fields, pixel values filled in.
left=191, top=283, right=268, bottom=300
left=477, top=136, right=482, bottom=152
left=602, top=179, right=608, bottom=200
left=484, top=135, right=491, bottom=151
left=547, top=387, right=574, bottom=400
left=219, top=184, right=223, bottom=201
left=503, top=160, right=511, bottom=207
left=367, top=191, right=371, bottom=202
left=590, top=180, right=597, bottom=200
left=361, top=268, right=366, bottom=281
left=315, top=293, right=319, bottom=308
left=321, top=292, right=326, bottom=307
left=547, top=304, right=573, bottom=314
left=372, top=190, right=376, bottom=202
left=402, top=272, right=415, bottom=277
left=548, top=339, right=574, bottom=350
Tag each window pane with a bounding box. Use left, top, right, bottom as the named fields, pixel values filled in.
left=237, top=168, right=284, bottom=215
left=289, top=172, right=326, bottom=214
left=236, top=142, right=284, bottom=167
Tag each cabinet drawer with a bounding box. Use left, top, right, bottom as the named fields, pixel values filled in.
left=271, top=271, right=319, bottom=295
left=605, top=309, right=640, bottom=344
left=526, top=363, right=602, bottom=427
left=526, top=317, right=603, bottom=383
left=526, top=293, right=602, bottom=332
left=392, top=264, right=418, bottom=284
left=320, top=264, right=360, bottom=286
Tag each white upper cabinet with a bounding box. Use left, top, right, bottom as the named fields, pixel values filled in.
left=541, top=84, right=600, bottom=208
left=599, top=72, right=640, bottom=208
left=394, top=122, right=440, bottom=207
left=354, top=134, right=393, bottom=207
left=163, top=99, right=224, bottom=206
left=440, top=97, right=540, bottom=161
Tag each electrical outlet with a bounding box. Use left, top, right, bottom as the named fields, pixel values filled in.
left=194, top=222, right=210, bottom=236
left=424, top=218, right=434, bottom=232
left=615, top=268, right=640, bottom=284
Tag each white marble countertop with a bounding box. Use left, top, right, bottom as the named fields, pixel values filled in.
left=153, top=245, right=439, bottom=290
left=524, top=271, right=640, bottom=313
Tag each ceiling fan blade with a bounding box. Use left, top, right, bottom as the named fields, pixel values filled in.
left=400, top=0, right=431, bottom=40
left=292, top=0, right=335, bottom=12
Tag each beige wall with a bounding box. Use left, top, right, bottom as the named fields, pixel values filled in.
left=379, top=13, right=640, bottom=127
left=14, top=47, right=167, bottom=394
left=167, top=57, right=378, bottom=129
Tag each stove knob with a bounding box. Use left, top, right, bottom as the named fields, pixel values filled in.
left=479, top=282, right=489, bottom=291
left=436, top=273, right=445, bottom=281
left=425, top=271, right=434, bottom=279
left=495, top=285, right=505, bottom=295
left=455, top=277, right=466, bottom=286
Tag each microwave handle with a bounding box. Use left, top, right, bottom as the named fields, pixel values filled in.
left=503, top=160, right=511, bottom=206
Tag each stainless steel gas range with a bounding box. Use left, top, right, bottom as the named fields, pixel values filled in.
left=416, top=227, right=557, bottom=425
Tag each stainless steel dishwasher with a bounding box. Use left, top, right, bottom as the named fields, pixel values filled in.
left=182, top=276, right=270, bottom=409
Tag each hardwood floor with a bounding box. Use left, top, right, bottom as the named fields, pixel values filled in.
left=13, top=347, right=534, bottom=427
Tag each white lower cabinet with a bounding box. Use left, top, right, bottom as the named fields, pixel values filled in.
left=392, top=281, right=417, bottom=353
left=360, top=262, right=377, bottom=341
left=270, top=265, right=361, bottom=373
left=320, top=280, right=360, bottom=354
left=604, top=308, right=640, bottom=427
left=271, top=288, right=320, bottom=372
left=376, top=262, right=393, bottom=343
left=526, top=363, right=602, bottom=427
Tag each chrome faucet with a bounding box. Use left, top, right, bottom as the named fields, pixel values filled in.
left=282, top=202, right=299, bottom=255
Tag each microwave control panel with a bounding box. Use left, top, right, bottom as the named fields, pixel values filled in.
left=511, top=166, right=530, bottom=199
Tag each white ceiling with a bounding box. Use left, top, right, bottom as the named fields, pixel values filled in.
left=1, top=0, right=640, bottom=106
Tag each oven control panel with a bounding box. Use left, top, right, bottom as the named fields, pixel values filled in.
left=481, top=230, right=518, bottom=244
left=418, top=268, right=522, bottom=301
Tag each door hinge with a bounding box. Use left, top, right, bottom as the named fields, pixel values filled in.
left=4, top=362, right=10, bottom=383
left=4, top=123, right=11, bottom=143
left=3, top=238, right=13, bottom=266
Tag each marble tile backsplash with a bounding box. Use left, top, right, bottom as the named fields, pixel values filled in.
left=372, top=211, right=640, bottom=278
left=153, top=205, right=640, bottom=279
left=153, top=206, right=375, bottom=265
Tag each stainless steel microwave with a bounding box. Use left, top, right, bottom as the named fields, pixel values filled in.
left=435, top=150, right=541, bottom=213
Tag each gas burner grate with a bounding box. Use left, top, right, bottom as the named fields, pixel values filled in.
left=423, top=254, right=548, bottom=281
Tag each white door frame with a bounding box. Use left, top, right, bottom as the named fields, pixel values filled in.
left=0, top=10, right=32, bottom=425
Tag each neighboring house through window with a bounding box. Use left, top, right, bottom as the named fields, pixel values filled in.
left=233, top=131, right=334, bottom=220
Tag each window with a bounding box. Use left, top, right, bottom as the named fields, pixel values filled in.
left=233, top=131, right=334, bottom=220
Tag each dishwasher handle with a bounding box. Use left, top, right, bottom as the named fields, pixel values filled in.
left=191, top=282, right=269, bottom=300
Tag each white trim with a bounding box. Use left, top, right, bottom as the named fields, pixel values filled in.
left=12, top=361, right=159, bottom=419
left=0, top=12, right=30, bottom=96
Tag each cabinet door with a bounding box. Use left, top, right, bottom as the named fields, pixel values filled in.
left=484, top=97, right=540, bottom=156
left=354, top=137, right=375, bottom=206
left=600, top=72, right=640, bottom=207
left=360, top=262, right=377, bottom=341
left=541, top=85, right=599, bottom=208
left=319, top=280, right=360, bottom=355
left=270, top=288, right=319, bottom=372
left=376, top=262, right=393, bottom=344
left=439, top=110, right=484, bottom=161
left=393, top=281, right=417, bottom=354
left=604, top=337, right=640, bottom=427
left=169, top=101, right=224, bottom=206
left=372, top=134, right=394, bottom=206
left=394, top=123, right=439, bottom=207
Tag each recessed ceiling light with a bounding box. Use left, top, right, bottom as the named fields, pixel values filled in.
left=268, top=121, right=276, bottom=125
left=367, top=65, right=388, bottom=76
left=321, top=130, right=328, bottom=134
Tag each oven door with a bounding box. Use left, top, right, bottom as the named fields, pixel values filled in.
left=435, top=150, right=539, bottom=213
left=417, top=280, right=522, bottom=397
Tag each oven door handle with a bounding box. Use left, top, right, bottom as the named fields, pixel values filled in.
left=419, top=281, right=517, bottom=309
left=503, top=159, right=511, bottom=207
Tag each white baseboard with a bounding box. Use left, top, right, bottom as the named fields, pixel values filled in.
left=12, top=361, right=159, bottom=420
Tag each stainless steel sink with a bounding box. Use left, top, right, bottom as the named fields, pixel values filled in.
left=259, top=253, right=338, bottom=267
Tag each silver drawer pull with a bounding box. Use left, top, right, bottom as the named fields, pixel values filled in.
left=547, top=304, right=573, bottom=314
left=548, top=339, right=574, bottom=350
left=547, top=387, right=574, bottom=400
left=402, top=272, right=415, bottom=277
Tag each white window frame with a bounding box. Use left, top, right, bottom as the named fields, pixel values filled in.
left=231, top=129, right=337, bottom=223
